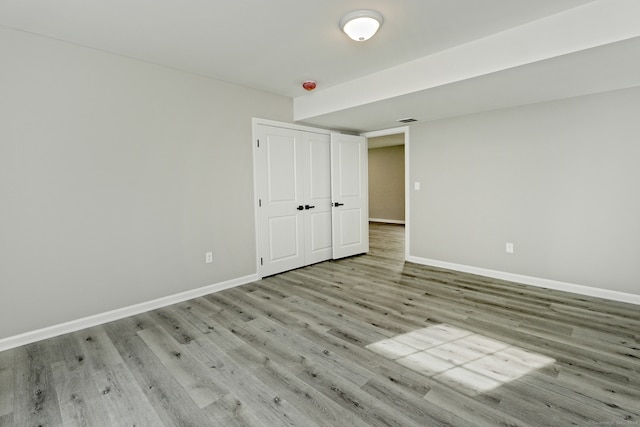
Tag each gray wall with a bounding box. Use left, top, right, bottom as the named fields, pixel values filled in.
left=409, top=87, right=640, bottom=295
left=368, top=145, right=405, bottom=222
left=0, top=27, right=292, bottom=340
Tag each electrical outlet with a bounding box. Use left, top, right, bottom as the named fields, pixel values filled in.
left=205, top=252, right=213, bottom=263
left=506, top=243, right=514, bottom=254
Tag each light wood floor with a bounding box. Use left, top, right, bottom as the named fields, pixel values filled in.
left=1, top=223, right=639, bottom=426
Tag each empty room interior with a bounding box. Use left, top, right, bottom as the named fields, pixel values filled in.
left=1, top=1, right=639, bottom=426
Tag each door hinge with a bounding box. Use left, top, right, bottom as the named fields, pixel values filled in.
left=257, top=139, right=260, bottom=148
left=258, top=199, right=262, bottom=207
left=260, top=257, right=263, bottom=266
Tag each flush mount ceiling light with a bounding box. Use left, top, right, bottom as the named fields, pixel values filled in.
left=339, top=10, right=383, bottom=41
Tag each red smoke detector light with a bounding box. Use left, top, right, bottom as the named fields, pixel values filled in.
left=302, top=80, right=317, bottom=91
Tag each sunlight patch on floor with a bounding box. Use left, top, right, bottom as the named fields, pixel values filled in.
left=365, top=324, right=555, bottom=395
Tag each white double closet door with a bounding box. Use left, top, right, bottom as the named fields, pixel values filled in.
left=256, top=124, right=368, bottom=277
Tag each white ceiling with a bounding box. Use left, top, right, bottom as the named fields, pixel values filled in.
left=2, top=0, right=639, bottom=132
left=302, top=36, right=640, bottom=131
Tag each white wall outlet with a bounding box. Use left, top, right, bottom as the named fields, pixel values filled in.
left=414, top=181, right=421, bottom=190
left=205, top=252, right=213, bottom=263
left=506, top=243, right=514, bottom=254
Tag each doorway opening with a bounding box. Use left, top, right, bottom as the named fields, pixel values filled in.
left=361, top=127, right=410, bottom=260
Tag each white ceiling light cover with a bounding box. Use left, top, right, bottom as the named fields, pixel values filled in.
left=340, top=10, right=383, bottom=41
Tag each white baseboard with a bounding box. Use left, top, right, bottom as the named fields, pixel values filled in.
left=5, top=257, right=638, bottom=352
left=0, top=273, right=259, bottom=352
left=369, top=218, right=406, bottom=224
left=406, top=256, right=640, bottom=306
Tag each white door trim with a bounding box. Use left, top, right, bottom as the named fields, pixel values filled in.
left=253, top=118, right=333, bottom=135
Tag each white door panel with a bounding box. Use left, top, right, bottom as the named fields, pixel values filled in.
left=257, top=125, right=333, bottom=276
left=303, top=132, right=333, bottom=265
left=266, top=135, right=299, bottom=202
left=257, top=126, right=305, bottom=276
left=336, top=142, right=363, bottom=197
left=331, top=133, right=369, bottom=259
left=308, top=211, right=333, bottom=255
left=337, top=209, right=363, bottom=246
left=268, top=215, right=301, bottom=262
left=307, top=136, right=332, bottom=200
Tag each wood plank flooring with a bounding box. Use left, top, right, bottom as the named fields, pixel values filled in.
left=1, top=223, right=639, bottom=426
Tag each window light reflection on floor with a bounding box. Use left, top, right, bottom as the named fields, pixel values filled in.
left=365, top=324, right=555, bottom=395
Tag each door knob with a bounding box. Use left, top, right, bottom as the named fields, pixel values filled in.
left=296, top=205, right=304, bottom=211
left=305, top=205, right=315, bottom=210
left=333, top=202, right=344, bottom=207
